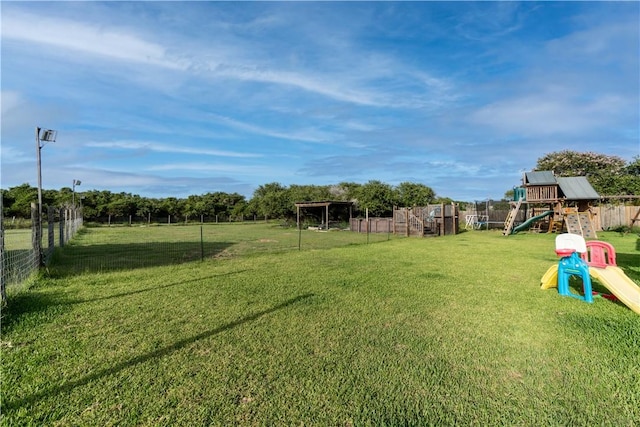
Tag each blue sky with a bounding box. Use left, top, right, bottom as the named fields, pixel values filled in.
left=2, top=1, right=638, bottom=201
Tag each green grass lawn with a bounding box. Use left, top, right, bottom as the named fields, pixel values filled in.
left=2, top=226, right=639, bottom=425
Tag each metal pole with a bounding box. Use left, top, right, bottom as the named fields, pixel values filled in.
left=36, top=127, right=42, bottom=220
left=35, top=127, right=43, bottom=265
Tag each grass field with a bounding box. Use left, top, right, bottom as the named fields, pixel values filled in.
left=2, top=225, right=639, bottom=425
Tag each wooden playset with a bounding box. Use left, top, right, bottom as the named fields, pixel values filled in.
left=503, top=171, right=600, bottom=238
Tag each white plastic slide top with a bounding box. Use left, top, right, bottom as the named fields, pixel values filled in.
left=556, top=233, right=587, bottom=254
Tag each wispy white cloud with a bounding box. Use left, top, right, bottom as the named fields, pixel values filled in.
left=146, top=162, right=283, bottom=177
left=209, top=114, right=336, bottom=144
left=452, top=1, right=537, bottom=43
left=2, top=7, right=458, bottom=110
left=546, top=18, right=638, bottom=62
left=470, top=92, right=630, bottom=136
left=86, top=141, right=262, bottom=158
left=2, top=11, right=189, bottom=70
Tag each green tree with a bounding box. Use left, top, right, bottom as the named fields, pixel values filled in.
left=251, top=183, right=290, bottom=219
left=355, top=180, right=397, bottom=217
left=331, top=182, right=361, bottom=202
left=229, top=199, right=247, bottom=219
left=106, top=195, right=133, bottom=219
left=535, top=150, right=626, bottom=176
left=624, top=156, right=640, bottom=176
left=3, top=184, right=37, bottom=217
left=287, top=185, right=332, bottom=205
left=535, top=150, right=636, bottom=196
left=396, top=182, right=435, bottom=207
left=184, top=194, right=206, bottom=221
left=160, top=197, right=184, bottom=221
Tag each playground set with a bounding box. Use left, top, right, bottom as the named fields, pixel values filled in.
left=540, top=233, right=640, bottom=315
left=503, top=171, right=600, bottom=238
left=392, top=204, right=459, bottom=237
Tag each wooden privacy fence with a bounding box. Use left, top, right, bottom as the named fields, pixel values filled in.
left=350, top=218, right=392, bottom=234
left=595, top=205, right=640, bottom=230
left=461, top=205, right=640, bottom=231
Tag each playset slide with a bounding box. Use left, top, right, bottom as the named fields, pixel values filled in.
left=540, top=236, right=640, bottom=315
left=540, top=263, right=640, bottom=314
left=513, top=210, right=553, bottom=233
left=540, top=265, right=558, bottom=290
left=589, top=266, right=640, bottom=315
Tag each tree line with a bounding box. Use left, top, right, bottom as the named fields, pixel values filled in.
left=2, top=151, right=638, bottom=224
left=534, top=151, right=640, bottom=197
left=1, top=180, right=446, bottom=223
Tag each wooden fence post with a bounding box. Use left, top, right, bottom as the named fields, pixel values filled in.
left=31, top=202, right=42, bottom=267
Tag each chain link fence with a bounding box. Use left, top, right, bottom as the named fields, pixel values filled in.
left=1, top=204, right=82, bottom=302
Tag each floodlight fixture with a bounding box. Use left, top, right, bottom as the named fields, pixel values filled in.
left=39, top=129, right=57, bottom=143
left=73, top=179, right=82, bottom=207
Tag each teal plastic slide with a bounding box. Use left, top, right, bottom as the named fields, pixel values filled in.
left=512, top=210, right=554, bottom=234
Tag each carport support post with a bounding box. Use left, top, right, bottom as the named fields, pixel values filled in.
left=326, top=204, right=329, bottom=229
left=297, top=205, right=301, bottom=251
left=366, top=208, right=369, bottom=244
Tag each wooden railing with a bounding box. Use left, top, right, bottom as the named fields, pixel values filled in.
left=407, top=210, right=425, bottom=237
left=526, top=185, right=558, bottom=202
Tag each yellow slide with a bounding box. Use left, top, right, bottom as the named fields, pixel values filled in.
left=540, top=264, right=640, bottom=315
left=540, top=265, right=558, bottom=290
left=589, top=266, right=640, bottom=315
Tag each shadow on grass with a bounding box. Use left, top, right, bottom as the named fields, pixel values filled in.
left=0, top=271, right=248, bottom=335
left=48, top=241, right=235, bottom=277
left=1, top=291, right=73, bottom=335
left=4, top=293, right=314, bottom=412
left=617, top=251, right=640, bottom=278
left=562, top=312, right=640, bottom=350
left=67, top=270, right=250, bottom=305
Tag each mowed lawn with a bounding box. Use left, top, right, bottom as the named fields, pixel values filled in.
left=2, top=225, right=639, bottom=425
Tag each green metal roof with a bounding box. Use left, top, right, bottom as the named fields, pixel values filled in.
left=556, top=177, right=600, bottom=200
left=525, top=171, right=556, bottom=185
left=523, top=170, right=599, bottom=200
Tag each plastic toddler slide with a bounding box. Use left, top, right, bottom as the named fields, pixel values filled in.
left=589, top=266, right=640, bottom=315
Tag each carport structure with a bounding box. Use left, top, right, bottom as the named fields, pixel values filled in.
left=294, top=201, right=353, bottom=230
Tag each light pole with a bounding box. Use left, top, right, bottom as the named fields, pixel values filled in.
left=35, top=127, right=57, bottom=265
left=72, top=179, right=81, bottom=207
